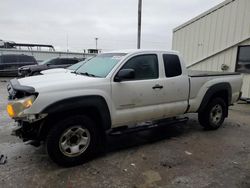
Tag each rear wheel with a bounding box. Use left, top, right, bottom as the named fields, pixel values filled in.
left=46, top=115, right=99, bottom=167
left=198, top=98, right=227, bottom=130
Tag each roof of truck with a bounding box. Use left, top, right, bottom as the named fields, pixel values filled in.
left=107, top=49, right=179, bottom=54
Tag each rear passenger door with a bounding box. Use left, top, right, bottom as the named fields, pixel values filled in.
left=161, top=54, right=189, bottom=117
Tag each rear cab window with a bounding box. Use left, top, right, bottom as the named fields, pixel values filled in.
left=163, top=54, right=182, bottom=77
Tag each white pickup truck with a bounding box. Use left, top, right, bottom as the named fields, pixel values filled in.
left=7, top=50, right=242, bottom=166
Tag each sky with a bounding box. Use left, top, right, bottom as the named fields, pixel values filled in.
left=0, top=0, right=224, bottom=52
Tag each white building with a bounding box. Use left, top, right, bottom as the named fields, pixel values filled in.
left=172, top=0, right=250, bottom=99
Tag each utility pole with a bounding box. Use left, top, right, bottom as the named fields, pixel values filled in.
left=95, top=37, right=98, bottom=49
left=137, top=0, right=142, bottom=49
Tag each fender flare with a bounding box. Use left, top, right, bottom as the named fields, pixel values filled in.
left=41, top=95, right=112, bottom=131
left=198, top=82, right=232, bottom=113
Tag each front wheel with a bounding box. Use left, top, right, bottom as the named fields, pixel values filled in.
left=46, top=115, right=99, bottom=167
left=198, top=98, right=227, bottom=130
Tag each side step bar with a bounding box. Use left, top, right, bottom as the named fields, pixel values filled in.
left=108, top=117, right=189, bottom=136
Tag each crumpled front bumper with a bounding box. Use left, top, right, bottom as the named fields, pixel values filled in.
left=11, top=120, right=44, bottom=146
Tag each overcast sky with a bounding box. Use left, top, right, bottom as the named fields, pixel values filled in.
left=0, top=0, right=224, bottom=52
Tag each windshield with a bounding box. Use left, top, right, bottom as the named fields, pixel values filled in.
left=39, top=58, right=56, bottom=65
left=75, top=53, right=127, bottom=77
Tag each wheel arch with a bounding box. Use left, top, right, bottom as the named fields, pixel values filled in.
left=198, top=82, right=232, bottom=116
left=38, top=95, right=111, bottom=140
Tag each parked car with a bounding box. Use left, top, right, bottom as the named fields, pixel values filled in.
left=0, top=54, right=37, bottom=76
left=40, top=59, right=88, bottom=75
left=18, top=57, right=84, bottom=76
left=7, top=50, right=242, bottom=166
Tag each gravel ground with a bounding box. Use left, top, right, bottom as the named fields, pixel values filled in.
left=0, top=77, right=250, bottom=188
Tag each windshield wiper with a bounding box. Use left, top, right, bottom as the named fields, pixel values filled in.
left=73, top=71, right=99, bottom=77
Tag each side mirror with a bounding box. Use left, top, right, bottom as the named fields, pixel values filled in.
left=114, top=69, right=135, bottom=82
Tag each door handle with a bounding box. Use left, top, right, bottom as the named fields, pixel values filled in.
left=152, top=84, right=163, bottom=89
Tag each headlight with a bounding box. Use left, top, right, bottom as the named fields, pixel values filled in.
left=7, top=95, right=36, bottom=118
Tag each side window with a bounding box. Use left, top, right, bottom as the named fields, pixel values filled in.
left=55, top=59, right=64, bottom=65
left=70, top=59, right=80, bottom=64
left=61, top=59, right=78, bottom=65
left=48, top=59, right=59, bottom=65
left=236, top=46, right=250, bottom=73
left=18, top=56, right=35, bottom=63
left=59, top=59, right=69, bottom=65
left=121, top=54, right=158, bottom=80
left=2, top=55, right=18, bottom=63
left=163, top=54, right=182, bottom=77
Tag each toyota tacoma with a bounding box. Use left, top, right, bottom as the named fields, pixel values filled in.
left=6, top=50, right=243, bottom=166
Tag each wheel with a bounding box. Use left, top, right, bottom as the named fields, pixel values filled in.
left=46, top=115, right=99, bottom=167
left=198, top=97, right=227, bottom=130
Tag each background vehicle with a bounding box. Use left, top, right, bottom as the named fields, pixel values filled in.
left=7, top=50, right=242, bottom=166
left=0, top=54, right=37, bottom=76
left=18, top=57, right=84, bottom=76
left=40, top=59, right=88, bottom=75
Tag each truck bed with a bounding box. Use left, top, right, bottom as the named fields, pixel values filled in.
left=188, top=70, right=240, bottom=77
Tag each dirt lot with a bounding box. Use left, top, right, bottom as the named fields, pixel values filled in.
left=0, top=77, right=250, bottom=188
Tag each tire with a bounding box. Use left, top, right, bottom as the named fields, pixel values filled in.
left=198, top=97, right=227, bottom=130
left=46, top=115, right=99, bottom=167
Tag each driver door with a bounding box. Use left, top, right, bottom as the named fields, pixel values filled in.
left=111, top=54, right=165, bottom=127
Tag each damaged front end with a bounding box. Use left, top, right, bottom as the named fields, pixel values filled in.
left=7, top=78, right=46, bottom=146
left=11, top=120, right=44, bottom=147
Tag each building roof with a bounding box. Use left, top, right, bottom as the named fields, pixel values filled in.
left=173, top=0, right=235, bottom=32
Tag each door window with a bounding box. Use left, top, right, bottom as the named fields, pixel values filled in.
left=61, top=59, right=79, bottom=65
left=2, top=55, right=18, bottom=63
left=121, top=54, right=158, bottom=80
left=59, top=59, right=69, bottom=65
left=163, top=54, right=182, bottom=77
left=18, top=55, right=35, bottom=63
left=47, top=58, right=60, bottom=65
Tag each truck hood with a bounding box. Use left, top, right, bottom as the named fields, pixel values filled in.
left=41, top=68, right=70, bottom=75
left=18, top=72, right=103, bottom=93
